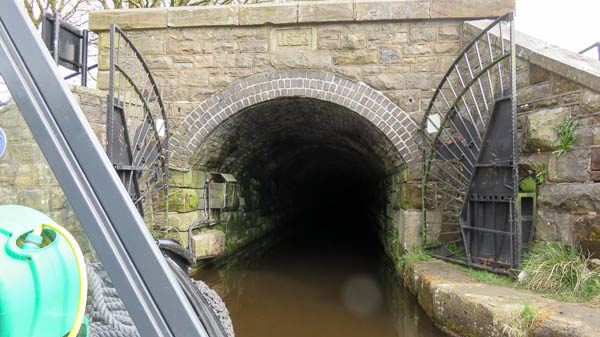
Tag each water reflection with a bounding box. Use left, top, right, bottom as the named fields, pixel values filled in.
left=194, top=229, right=447, bottom=337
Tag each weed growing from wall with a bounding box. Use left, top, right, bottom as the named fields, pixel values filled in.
left=399, top=246, right=430, bottom=266
left=549, top=116, right=578, bottom=157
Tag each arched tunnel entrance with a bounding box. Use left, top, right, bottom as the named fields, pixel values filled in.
left=192, top=97, right=402, bottom=240
left=185, top=96, right=446, bottom=337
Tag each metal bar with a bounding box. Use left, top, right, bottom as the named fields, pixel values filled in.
left=432, top=103, right=479, bottom=162
left=0, top=3, right=208, bottom=337
left=486, top=32, right=496, bottom=102
left=107, top=25, right=116, bottom=158
left=64, top=64, right=97, bottom=80
left=52, top=12, right=59, bottom=64
left=579, top=41, right=600, bottom=54
left=462, top=225, right=513, bottom=236
left=471, top=43, right=491, bottom=114
left=455, top=61, right=485, bottom=129
left=81, top=30, right=88, bottom=87
left=498, top=23, right=506, bottom=95
left=510, top=15, right=520, bottom=267
left=423, top=128, right=474, bottom=176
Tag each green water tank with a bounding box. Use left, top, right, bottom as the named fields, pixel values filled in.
left=0, top=205, right=84, bottom=337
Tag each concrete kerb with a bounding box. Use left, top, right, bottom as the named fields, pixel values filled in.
left=168, top=70, right=421, bottom=170
left=403, top=259, right=600, bottom=337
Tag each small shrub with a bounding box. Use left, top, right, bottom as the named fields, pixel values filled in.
left=550, top=116, right=578, bottom=157
left=518, top=242, right=600, bottom=302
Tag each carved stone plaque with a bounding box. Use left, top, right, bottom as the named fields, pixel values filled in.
left=270, top=27, right=317, bottom=51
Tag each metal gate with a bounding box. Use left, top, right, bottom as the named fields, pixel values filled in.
left=107, top=24, right=169, bottom=230
left=421, top=12, right=532, bottom=274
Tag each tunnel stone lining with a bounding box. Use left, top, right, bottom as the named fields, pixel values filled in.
left=170, top=70, right=420, bottom=169
left=190, top=98, right=405, bottom=176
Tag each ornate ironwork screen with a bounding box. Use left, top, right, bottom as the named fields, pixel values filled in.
left=107, top=24, right=169, bottom=230
left=421, top=12, right=531, bottom=274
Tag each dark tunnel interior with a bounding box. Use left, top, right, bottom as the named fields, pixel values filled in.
left=192, top=97, right=405, bottom=245
left=190, top=98, right=450, bottom=337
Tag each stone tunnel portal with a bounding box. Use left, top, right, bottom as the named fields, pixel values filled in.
left=190, top=96, right=405, bottom=251
left=169, top=71, right=420, bottom=254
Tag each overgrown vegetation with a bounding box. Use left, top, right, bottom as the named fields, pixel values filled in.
left=550, top=116, right=578, bottom=157
left=517, top=242, right=600, bottom=303
left=451, top=242, right=600, bottom=304
left=399, top=246, right=430, bottom=266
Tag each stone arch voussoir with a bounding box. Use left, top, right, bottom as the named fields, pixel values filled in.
left=170, top=70, right=420, bottom=169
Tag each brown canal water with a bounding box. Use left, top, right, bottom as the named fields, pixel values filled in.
left=193, top=229, right=448, bottom=337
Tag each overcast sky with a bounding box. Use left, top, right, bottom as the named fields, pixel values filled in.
left=1, top=1, right=600, bottom=104
left=516, top=0, right=599, bottom=58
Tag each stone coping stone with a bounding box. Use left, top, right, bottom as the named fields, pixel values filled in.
left=402, top=259, right=600, bottom=337
left=466, top=20, right=600, bottom=93
left=68, top=84, right=108, bottom=98
left=90, top=0, right=515, bottom=31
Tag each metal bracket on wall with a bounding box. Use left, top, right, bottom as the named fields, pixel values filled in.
left=0, top=1, right=208, bottom=336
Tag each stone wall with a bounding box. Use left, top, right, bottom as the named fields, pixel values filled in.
left=464, top=22, right=600, bottom=255
left=164, top=167, right=275, bottom=258
left=89, top=0, right=515, bottom=260
left=90, top=0, right=514, bottom=138
left=0, top=86, right=108, bottom=257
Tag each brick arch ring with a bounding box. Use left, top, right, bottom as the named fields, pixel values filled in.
left=169, top=70, right=421, bottom=169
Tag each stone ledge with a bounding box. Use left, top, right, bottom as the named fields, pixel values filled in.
left=168, top=5, right=239, bottom=27
left=89, top=0, right=515, bottom=31
left=68, top=84, right=108, bottom=99
left=402, top=259, right=600, bottom=337
left=89, top=8, right=166, bottom=31
left=466, top=20, right=600, bottom=92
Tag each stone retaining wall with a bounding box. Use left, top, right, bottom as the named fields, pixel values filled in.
left=0, top=86, right=108, bottom=257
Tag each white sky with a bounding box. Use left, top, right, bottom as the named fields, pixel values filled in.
left=516, top=0, right=599, bottom=58
left=1, top=1, right=599, bottom=104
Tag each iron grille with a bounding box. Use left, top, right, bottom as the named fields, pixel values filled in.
left=420, top=12, right=529, bottom=275
left=107, top=24, right=169, bottom=230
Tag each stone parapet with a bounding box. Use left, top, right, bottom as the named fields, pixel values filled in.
left=90, top=0, right=515, bottom=31
left=466, top=20, right=600, bottom=93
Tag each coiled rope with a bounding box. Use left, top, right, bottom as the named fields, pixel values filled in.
left=85, top=262, right=234, bottom=337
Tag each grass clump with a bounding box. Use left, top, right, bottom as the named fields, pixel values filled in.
left=517, top=242, right=600, bottom=303
left=400, top=246, right=430, bottom=266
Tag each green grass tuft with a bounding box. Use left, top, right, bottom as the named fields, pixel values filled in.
left=459, top=266, right=513, bottom=287
left=511, top=301, right=539, bottom=337
left=400, top=246, right=430, bottom=266
left=517, top=242, right=600, bottom=303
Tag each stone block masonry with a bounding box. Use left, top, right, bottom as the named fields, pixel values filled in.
left=90, top=0, right=514, bottom=164
left=0, top=86, right=109, bottom=259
